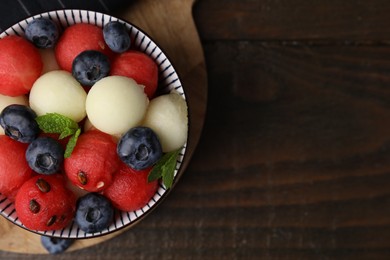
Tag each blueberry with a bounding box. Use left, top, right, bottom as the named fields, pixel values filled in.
left=41, top=236, right=74, bottom=254
left=0, top=104, right=39, bottom=143
left=25, top=17, right=59, bottom=48
left=75, top=193, right=113, bottom=233
left=103, top=21, right=131, bottom=53
left=72, top=50, right=110, bottom=86
left=117, top=127, right=162, bottom=170
left=26, top=137, right=64, bottom=174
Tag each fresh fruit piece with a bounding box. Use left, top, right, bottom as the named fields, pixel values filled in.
left=25, top=18, right=59, bottom=48
left=0, top=136, right=33, bottom=200
left=103, top=21, right=131, bottom=53
left=41, top=236, right=74, bottom=254
left=55, top=23, right=112, bottom=72
left=72, top=50, right=110, bottom=86
left=142, top=92, right=188, bottom=152
left=26, top=137, right=64, bottom=174
left=103, top=163, right=158, bottom=212
left=0, top=35, right=43, bottom=96
left=75, top=193, right=113, bottom=233
left=117, top=127, right=162, bottom=170
left=14, top=175, right=76, bottom=231
left=86, top=76, right=148, bottom=135
left=110, top=50, right=158, bottom=98
left=0, top=94, right=28, bottom=135
left=64, top=130, right=120, bottom=192
left=0, top=104, right=39, bottom=143
left=29, top=70, right=87, bottom=122
left=39, top=48, right=60, bottom=74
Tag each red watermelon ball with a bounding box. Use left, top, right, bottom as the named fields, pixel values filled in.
left=15, top=175, right=76, bottom=231
left=55, top=23, right=112, bottom=72
left=0, top=135, right=34, bottom=201
left=102, top=163, right=158, bottom=212
left=64, top=130, right=120, bottom=192
left=0, top=35, right=43, bottom=96
left=110, top=50, right=158, bottom=98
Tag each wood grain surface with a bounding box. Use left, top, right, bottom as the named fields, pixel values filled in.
left=1, top=0, right=390, bottom=259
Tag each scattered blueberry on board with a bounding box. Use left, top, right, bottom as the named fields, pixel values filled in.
left=0, top=104, right=39, bottom=143
left=103, top=21, right=131, bottom=53
left=72, top=50, right=111, bottom=86
left=75, top=193, right=114, bottom=233
left=117, top=126, right=163, bottom=170
left=41, top=236, right=74, bottom=254
left=26, top=137, right=64, bottom=174
left=25, top=17, right=59, bottom=48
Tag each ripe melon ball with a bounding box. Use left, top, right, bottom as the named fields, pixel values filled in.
left=55, top=23, right=112, bottom=72
left=142, top=92, right=188, bottom=152
left=15, top=175, right=76, bottom=231
left=0, top=35, right=43, bottom=96
left=86, top=76, right=149, bottom=136
left=0, top=94, right=28, bottom=135
left=29, top=70, right=87, bottom=122
left=110, top=50, right=158, bottom=98
left=0, top=136, right=33, bottom=200
left=64, top=130, right=120, bottom=192
left=103, top=163, right=158, bottom=212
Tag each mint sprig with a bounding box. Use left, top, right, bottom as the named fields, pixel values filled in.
left=148, top=149, right=181, bottom=189
left=35, top=113, right=81, bottom=158
left=64, top=128, right=81, bottom=158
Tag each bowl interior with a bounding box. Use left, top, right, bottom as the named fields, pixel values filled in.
left=0, top=9, right=187, bottom=239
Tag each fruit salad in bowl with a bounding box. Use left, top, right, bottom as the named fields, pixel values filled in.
left=0, top=10, right=188, bottom=239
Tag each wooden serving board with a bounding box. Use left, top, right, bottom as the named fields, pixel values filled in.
left=0, top=0, right=207, bottom=254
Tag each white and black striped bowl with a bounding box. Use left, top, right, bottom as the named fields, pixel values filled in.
left=0, top=9, right=187, bottom=239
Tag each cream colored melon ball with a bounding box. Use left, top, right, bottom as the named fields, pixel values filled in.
left=142, top=92, right=188, bottom=152
left=0, top=94, right=28, bottom=135
left=86, top=76, right=149, bottom=136
left=29, top=70, right=87, bottom=122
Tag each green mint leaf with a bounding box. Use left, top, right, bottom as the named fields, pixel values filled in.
left=64, top=128, right=81, bottom=158
left=35, top=113, right=81, bottom=158
left=148, top=149, right=181, bottom=189
left=148, top=165, right=164, bottom=183
left=36, top=113, right=79, bottom=138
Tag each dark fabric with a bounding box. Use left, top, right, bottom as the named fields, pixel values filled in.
left=0, top=0, right=129, bottom=32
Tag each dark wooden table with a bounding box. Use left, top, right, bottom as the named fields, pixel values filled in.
left=1, top=0, right=390, bottom=259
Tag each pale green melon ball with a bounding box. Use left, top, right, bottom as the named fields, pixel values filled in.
left=142, top=92, right=188, bottom=152
left=29, top=70, right=87, bottom=122
left=86, top=76, right=149, bottom=136
left=0, top=94, right=28, bottom=135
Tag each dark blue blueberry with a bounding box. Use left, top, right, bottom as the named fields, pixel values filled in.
left=117, top=127, right=163, bottom=170
left=72, top=50, right=110, bottom=86
left=75, top=193, right=113, bottom=233
left=26, top=137, right=64, bottom=174
left=25, top=17, right=59, bottom=48
left=103, top=21, right=131, bottom=53
left=0, top=104, right=39, bottom=143
left=41, top=236, right=74, bottom=254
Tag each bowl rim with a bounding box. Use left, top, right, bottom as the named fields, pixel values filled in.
left=0, top=8, right=190, bottom=239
